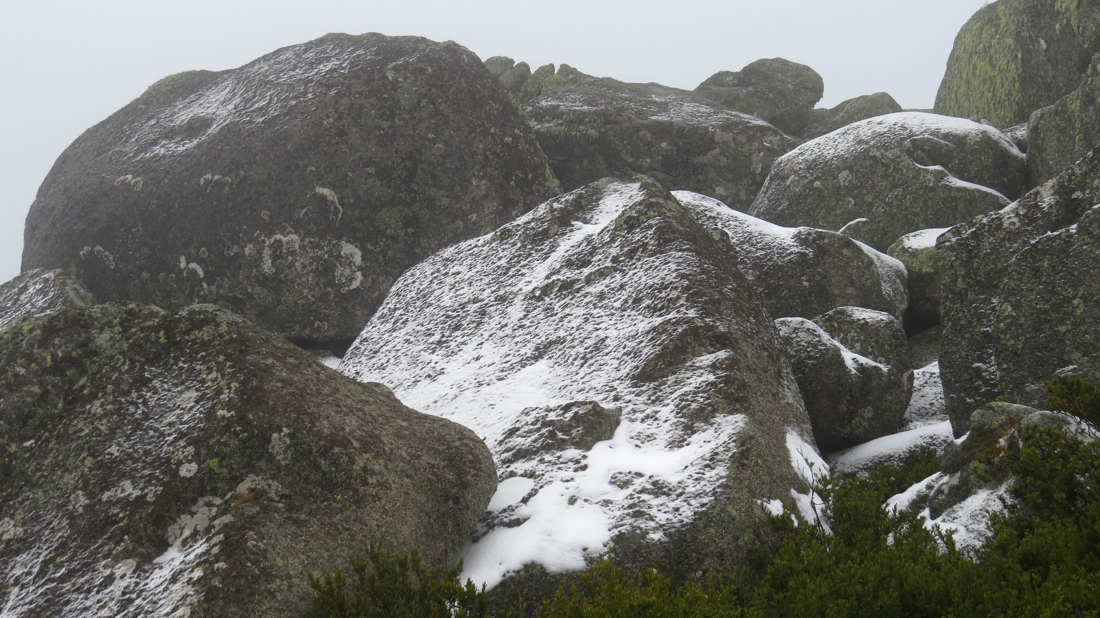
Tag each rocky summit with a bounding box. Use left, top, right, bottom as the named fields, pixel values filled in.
left=8, top=2, right=1100, bottom=612
left=339, top=177, right=819, bottom=589
left=0, top=303, right=495, bottom=616
left=21, top=33, right=558, bottom=345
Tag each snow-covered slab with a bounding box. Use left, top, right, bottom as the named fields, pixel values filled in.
left=886, top=472, right=1009, bottom=552
left=341, top=177, right=816, bottom=588
left=903, top=362, right=947, bottom=430
left=830, top=420, right=953, bottom=475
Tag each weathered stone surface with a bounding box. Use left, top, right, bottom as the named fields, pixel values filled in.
left=341, top=176, right=819, bottom=591
left=909, top=324, right=943, bottom=371
left=939, top=148, right=1100, bottom=436
left=0, top=268, right=94, bottom=332
left=517, top=63, right=591, bottom=104
left=0, top=303, right=495, bottom=616
left=749, top=112, right=1027, bottom=252
left=1004, top=123, right=1029, bottom=154
left=888, top=228, right=950, bottom=333
left=695, top=58, right=824, bottom=135
left=676, top=191, right=907, bottom=320
left=798, top=92, right=902, bottom=140
left=527, top=78, right=799, bottom=212
left=776, top=307, right=913, bottom=453
left=934, top=0, right=1100, bottom=128
left=21, top=33, right=559, bottom=345
left=1028, top=51, right=1100, bottom=186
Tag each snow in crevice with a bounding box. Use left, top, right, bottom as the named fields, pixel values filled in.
left=786, top=431, right=830, bottom=532
left=898, top=227, right=951, bottom=251
left=886, top=473, right=1011, bottom=553
left=830, top=420, right=953, bottom=475
left=340, top=181, right=806, bottom=589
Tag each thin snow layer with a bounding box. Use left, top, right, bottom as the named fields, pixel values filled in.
left=902, top=362, right=947, bottom=430
left=1, top=364, right=228, bottom=617
left=899, top=228, right=950, bottom=252
left=782, top=111, right=1023, bottom=167
left=674, top=191, right=907, bottom=315
left=117, top=41, right=378, bottom=160
left=886, top=473, right=1010, bottom=552
left=830, top=421, right=953, bottom=475
left=533, top=84, right=772, bottom=129
left=0, top=271, right=72, bottom=331
left=340, top=181, right=803, bottom=589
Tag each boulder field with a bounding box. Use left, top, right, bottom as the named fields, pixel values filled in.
left=7, top=1, right=1100, bottom=609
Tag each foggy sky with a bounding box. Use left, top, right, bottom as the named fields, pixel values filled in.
left=0, top=0, right=987, bottom=284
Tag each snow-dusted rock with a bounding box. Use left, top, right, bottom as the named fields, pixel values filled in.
left=694, top=57, right=824, bottom=135
left=0, top=303, right=495, bottom=616
left=21, top=33, right=558, bottom=345
left=829, top=420, right=952, bottom=476
left=677, top=191, right=907, bottom=321
left=775, top=307, right=913, bottom=453
left=527, top=78, right=798, bottom=212
left=939, top=148, right=1100, bottom=435
left=904, top=362, right=948, bottom=430
left=340, top=177, right=818, bottom=589
left=749, top=112, right=1027, bottom=252
left=888, top=228, right=949, bottom=331
left=0, top=268, right=94, bottom=332
left=798, top=92, right=902, bottom=141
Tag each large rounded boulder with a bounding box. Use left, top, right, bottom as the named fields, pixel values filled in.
left=776, top=307, right=913, bottom=453
left=749, top=112, right=1027, bottom=252
left=934, top=0, right=1100, bottom=128
left=798, top=92, right=902, bottom=140
left=939, top=148, right=1100, bottom=436
left=675, top=191, right=907, bottom=321
left=0, top=303, right=495, bottom=616
left=694, top=58, right=824, bottom=135
left=21, top=33, right=559, bottom=345
left=526, top=78, right=798, bottom=212
left=340, top=176, right=820, bottom=591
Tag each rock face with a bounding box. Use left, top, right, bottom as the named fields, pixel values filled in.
left=939, top=148, right=1100, bottom=436
left=934, top=0, right=1100, bottom=128
left=526, top=78, right=799, bottom=212
left=0, top=303, right=495, bottom=616
left=776, top=308, right=913, bottom=452
left=695, top=58, right=824, bottom=135
left=340, top=177, right=818, bottom=590
left=0, top=269, right=94, bottom=332
left=674, top=191, right=907, bottom=321
left=798, top=92, right=902, bottom=140
left=749, top=112, right=1027, bottom=252
left=888, top=228, right=950, bottom=333
left=1028, top=52, right=1100, bottom=186
left=21, top=33, right=559, bottom=345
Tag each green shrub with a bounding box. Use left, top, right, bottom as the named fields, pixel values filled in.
left=1045, top=375, right=1100, bottom=430
left=306, top=542, right=493, bottom=618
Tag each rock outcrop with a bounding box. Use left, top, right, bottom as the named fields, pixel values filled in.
left=526, top=78, right=798, bottom=212
left=21, top=33, right=559, bottom=345
left=694, top=58, right=824, bottom=135
left=749, top=112, right=1027, bottom=252
left=776, top=308, right=913, bottom=452
left=0, top=269, right=94, bottom=332
left=934, top=0, right=1100, bottom=128
left=939, top=148, right=1100, bottom=436
left=0, top=303, right=495, bottom=616
left=798, top=92, right=902, bottom=140
left=675, top=191, right=907, bottom=321
left=340, top=176, right=819, bottom=590
left=1028, top=51, right=1100, bottom=186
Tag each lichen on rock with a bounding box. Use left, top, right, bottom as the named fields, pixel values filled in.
left=0, top=303, right=495, bottom=616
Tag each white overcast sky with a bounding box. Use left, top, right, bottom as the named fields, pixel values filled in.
left=0, top=0, right=987, bottom=284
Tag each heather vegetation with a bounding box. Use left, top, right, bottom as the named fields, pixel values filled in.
left=308, top=380, right=1100, bottom=617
